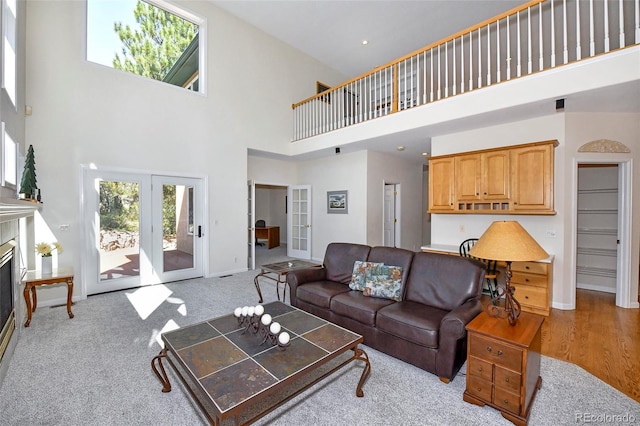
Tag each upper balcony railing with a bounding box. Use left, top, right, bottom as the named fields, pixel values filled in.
left=292, top=0, right=639, bottom=141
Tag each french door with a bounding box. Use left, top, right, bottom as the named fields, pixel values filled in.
left=287, top=185, right=311, bottom=259
left=83, top=169, right=204, bottom=295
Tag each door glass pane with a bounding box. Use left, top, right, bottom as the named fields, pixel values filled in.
left=99, top=180, right=140, bottom=281
left=163, top=184, right=194, bottom=272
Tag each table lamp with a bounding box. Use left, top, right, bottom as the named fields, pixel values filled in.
left=469, top=221, right=548, bottom=325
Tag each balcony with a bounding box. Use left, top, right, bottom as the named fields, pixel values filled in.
left=292, top=0, right=639, bottom=142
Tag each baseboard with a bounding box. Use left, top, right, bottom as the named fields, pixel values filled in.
left=207, top=268, right=248, bottom=278
left=576, top=283, right=616, bottom=294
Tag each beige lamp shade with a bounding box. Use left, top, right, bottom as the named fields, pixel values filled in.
left=469, top=221, right=548, bottom=262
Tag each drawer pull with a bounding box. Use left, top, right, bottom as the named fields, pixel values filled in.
left=525, top=278, right=530, bottom=282
left=525, top=266, right=530, bottom=270
left=497, top=350, right=503, bottom=356
left=477, top=387, right=482, bottom=392
left=477, top=367, right=483, bottom=372
left=486, top=346, right=492, bottom=353
left=525, top=296, right=529, bottom=299
left=503, top=399, right=509, bottom=404
left=505, top=378, right=510, bottom=383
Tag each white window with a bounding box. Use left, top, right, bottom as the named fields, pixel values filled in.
left=86, top=0, right=205, bottom=93
left=1, top=123, right=17, bottom=189
left=2, top=0, right=17, bottom=107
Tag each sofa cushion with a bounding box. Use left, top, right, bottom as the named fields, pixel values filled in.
left=324, top=243, right=371, bottom=284
left=349, top=261, right=384, bottom=291
left=331, top=291, right=396, bottom=326
left=296, top=281, right=351, bottom=309
left=362, top=265, right=404, bottom=301
left=376, top=301, right=449, bottom=348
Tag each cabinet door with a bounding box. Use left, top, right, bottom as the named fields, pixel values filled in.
left=455, top=154, right=482, bottom=201
left=511, top=144, right=554, bottom=211
left=483, top=150, right=510, bottom=199
left=429, top=157, right=455, bottom=212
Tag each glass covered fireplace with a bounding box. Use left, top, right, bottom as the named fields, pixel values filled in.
left=0, top=240, right=15, bottom=363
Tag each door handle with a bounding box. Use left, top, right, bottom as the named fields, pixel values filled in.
left=198, top=226, right=203, bottom=238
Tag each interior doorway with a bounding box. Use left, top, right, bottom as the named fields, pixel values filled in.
left=384, top=183, right=400, bottom=247
left=573, top=159, right=635, bottom=308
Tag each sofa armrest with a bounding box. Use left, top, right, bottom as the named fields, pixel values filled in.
left=440, top=299, right=482, bottom=340
left=435, top=299, right=482, bottom=381
left=286, top=267, right=327, bottom=306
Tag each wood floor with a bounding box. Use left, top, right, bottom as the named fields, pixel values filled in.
left=539, top=289, right=640, bottom=402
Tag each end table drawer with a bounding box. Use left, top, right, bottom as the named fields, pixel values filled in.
left=469, top=335, right=522, bottom=372
left=494, top=386, right=522, bottom=414
left=512, top=261, right=547, bottom=275
left=468, top=356, right=493, bottom=381
left=467, top=375, right=493, bottom=401
left=495, top=365, right=521, bottom=393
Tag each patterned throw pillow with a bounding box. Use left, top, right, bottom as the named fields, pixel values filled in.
left=362, top=264, right=404, bottom=301
left=349, top=261, right=384, bottom=291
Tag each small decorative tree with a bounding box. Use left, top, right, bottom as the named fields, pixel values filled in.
left=19, top=144, right=38, bottom=199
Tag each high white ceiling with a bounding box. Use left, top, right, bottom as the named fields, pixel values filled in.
left=212, top=0, right=530, bottom=77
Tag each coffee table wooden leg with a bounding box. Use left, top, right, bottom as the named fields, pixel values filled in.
left=66, top=278, right=75, bottom=319
left=254, top=273, right=264, bottom=303
left=23, top=284, right=32, bottom=327
left=151, top=348, right=172, bottom=393
left=31, top=286, right=37, bottom=312
left=354, top=346, right=371, bottom=397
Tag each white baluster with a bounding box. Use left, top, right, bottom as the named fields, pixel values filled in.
left=452, top=40, right=457, bottom=96
left=551, top=0, right=557, bottom=66
left=604, top=0, right=610, bottom=51
left=437, top=45, right=441, bottom=100
left=636, top=0, right=640, bottom=43
left=527, top=7, right=532, bottom=74
left=423, top=51, right=427, bottom=104
left=477, top=28, right=482, bottom=88
left=469, top=32, right=474, bottom=90
left=563, top=0, right=568, bottom=64
left=576, top=0, right=582, bottom=60
left=496, top=20, right=501, bottom=83
left=445, top=42, right=449, bottom=98
left=461, top=35, right=465, bottom=93
left=589, top=0, right=595, bottom=56
left=619, top=0, right=625, bottom=47
left=430, top=49, right=434, bottom=102
left=517, top=11, right=522, bottom=77
left=507, top=15, right=511, bottom=80
left=539, top=2, right=544, bottom=70
left=486, top=24, right=491, bottom=85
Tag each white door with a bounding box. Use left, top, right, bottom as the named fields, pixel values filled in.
left=384, top=184, right=396, bottom=247
left=83, top=169, right=204, bottom=295
left=287, top=185, right=311, bottom=259
left=151, top=175, right=204, bottom=283
left=248, top=180, right=256, bottom=270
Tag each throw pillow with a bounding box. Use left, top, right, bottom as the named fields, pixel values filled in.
left=349, top=261, right=384, bottom=291
left=362, top=264, right=404, bottom=301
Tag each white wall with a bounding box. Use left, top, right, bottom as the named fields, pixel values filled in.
left=366, top=151, right=424, bottom=251
left=255, top=186, right=287, bottom=242
left=25, top=1, right=346, bottom=302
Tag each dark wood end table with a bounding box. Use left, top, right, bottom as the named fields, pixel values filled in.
left=23, top=267, right=74, bottom=327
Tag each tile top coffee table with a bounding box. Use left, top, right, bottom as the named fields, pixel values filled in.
left=152, top=301, right=371, bottom=425
left=253, top=260, right=320, bottom=303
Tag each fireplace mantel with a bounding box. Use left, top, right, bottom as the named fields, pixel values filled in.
left=0, top=198, right=41, bottom=222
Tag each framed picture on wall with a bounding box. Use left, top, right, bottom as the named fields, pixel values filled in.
left=327, top=190, right=348, bottom=214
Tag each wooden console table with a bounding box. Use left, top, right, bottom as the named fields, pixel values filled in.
left=23, top=267, right=74, bottom=327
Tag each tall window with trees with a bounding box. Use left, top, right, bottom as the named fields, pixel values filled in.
left=86, top=0, right=204, bottom=92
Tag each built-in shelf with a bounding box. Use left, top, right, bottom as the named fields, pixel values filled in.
left=576, top=266, right=617, bottom=278
left=577, top=247, right=617, bottom=257
left=576, top=228, right=617, bottom=236
left=576, top=209, right=618, bottom=214
left=577, top=188, right=617, bottom=194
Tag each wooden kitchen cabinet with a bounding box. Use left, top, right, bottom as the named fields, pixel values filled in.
left=428, top=157, right=455, bottom=212
left=510, top=143, right=554, bottom=212
left=427, top=140, right=556, bottom=215
left=464, top=311, right=544, bottom=426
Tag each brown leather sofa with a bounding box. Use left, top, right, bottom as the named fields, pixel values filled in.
left=287, top=242, right=485, bottom=382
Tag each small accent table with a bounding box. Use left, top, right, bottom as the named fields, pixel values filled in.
left=23, top=267, right=74, bottom=327
left=463, top=311, right=544, bottom=426
left=254, top=260, right=319, bottom=303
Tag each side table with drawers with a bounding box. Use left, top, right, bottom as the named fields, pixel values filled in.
left=463, top=311, right=544, bottom=426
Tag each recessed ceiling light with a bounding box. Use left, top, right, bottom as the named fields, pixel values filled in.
left=362, top=40, right=369, bottom=45
left=397, top=146, right=405, bottom=151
